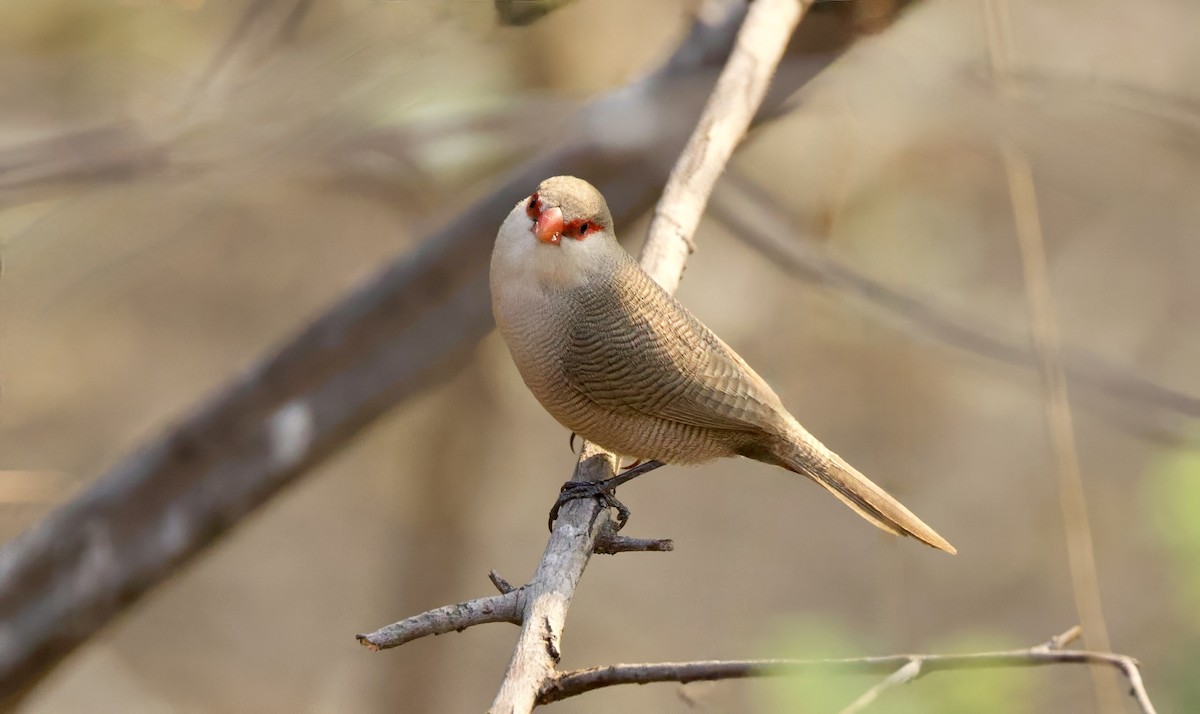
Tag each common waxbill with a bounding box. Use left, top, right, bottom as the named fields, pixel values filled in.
left=490, top=175, right=955, bottom=554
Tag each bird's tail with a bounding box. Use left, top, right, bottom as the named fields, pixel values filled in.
left=771, top=429, right=956, bottom=554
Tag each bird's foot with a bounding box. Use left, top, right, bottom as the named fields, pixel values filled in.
left=548, top=480, right=631, bottom=532
left=546, top=461, right=665, bottom=532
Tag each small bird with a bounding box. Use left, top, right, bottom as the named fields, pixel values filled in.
left=490, top=176, right=955, bottom=553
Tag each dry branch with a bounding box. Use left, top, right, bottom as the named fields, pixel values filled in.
left=593, top=531, right=674, bottom=555
left=839, top=625, right=1078, bottom=714
left=985, top=2, right=1119, bottom=710
left=487, top=1, right=808, bottom=711
left=640, top=0, right=808, bottom=292
left=0, top=0, right=922, bottom=706
left=710, top=172, right=1200, bottom=427
left=359, top=1, right=811, bottom=711
left=0, top=0, right=772, bottom=702
left=537, top=626, right=1156, bottom=714
left=358, top=592, right=524, bottom=651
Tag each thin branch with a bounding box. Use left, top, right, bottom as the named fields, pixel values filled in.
left=488, top=445, right=622, bottom=713
left=639, top=0, right=809, bottom=294
left=0, top=0, right=896, bottom=706
left=356, top=592, right=523, bottom=651
left=181, top=0, right=313, bottom=117
left=489, top=2, right=809, bottom=711
left=839, top=659, right=921, bottom=714
left=490, top=571, right=517, bottom=595
left=538, top=627, right=1156, bottom=714
left=839, top=625, right=1079, bottom=714
left=984, top=1, right=1120, bottom=711
left=593, top=532, right=675, bottom=555
left=710, top=172, right=1200, bottom=428
left=494, top=0, right=578, bottom=25
left=0, top=0, right=774, bottom=702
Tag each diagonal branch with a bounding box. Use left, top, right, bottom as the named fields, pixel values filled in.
left=488, top=1, right=810, bottom=711
left=639, top=0, right=810, bottom=292
left=0, top=0, right=900, bottom=707
left=537, top=626, right=1156, bottom=713
left=710, top=172, right=1200, bottom=428
left=0, top=2, right=765, bottom=704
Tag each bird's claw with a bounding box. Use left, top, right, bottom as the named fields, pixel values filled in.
left=547, top=480, right=630, bottom=532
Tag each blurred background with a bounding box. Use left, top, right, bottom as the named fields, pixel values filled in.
left=1, top=0, right=1198, bottom=711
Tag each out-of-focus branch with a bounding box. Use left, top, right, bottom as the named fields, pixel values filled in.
left=182, top=0, right=314, bottom=115
left=0, top=5, right=743, bottom=706
left=710, top=172, right=1200, bottom=427
left=537, top=626, right=1157, bottom=713
left=0, top=0, right=885, bottom=705
left=0, top=0, right=903, bottom=705
left=487, top=3, right=808, bottom=712
left=494, top=0, right=578, bottom=26
left=0, top=125, right=167, bottom=205
left=984, top=2, right=1119, bottom=711
left=0, top=0, right=312, bottom=207
left=839, top=625, right=1079, bottom=714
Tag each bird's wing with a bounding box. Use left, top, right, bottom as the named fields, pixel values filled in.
left=561, top=257, right=789, bottom=434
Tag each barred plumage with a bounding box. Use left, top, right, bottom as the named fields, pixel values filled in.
left=491, top=176, right=954, bottom=553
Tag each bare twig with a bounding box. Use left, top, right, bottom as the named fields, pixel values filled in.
left=488, top=2, right=808, bottom=711
left=0, top=1, right=764, bottom=703
left=490, top=571, right=517, bottom=595
left=983, top=1, right=1119, bottom=711
left=640, top=0, right=809, bottom=293
left=356, top=592, right=523, bottom=651
left=710, top=172, right=1200, bottom=428
left=839, top=625, right=1079, bottom=714
left=182, top=0, right=313, bottom=116
left=0, top=0, right=892, bottom=706
left=494, top=0, right=578, bottom=25
left=1002, top=143, right=1119, bottom=704
left=488, top=445, right=622, bottom=713
left=538, top=627, right=1156, bottom=713
left=593, top=532, right=675, bottom=555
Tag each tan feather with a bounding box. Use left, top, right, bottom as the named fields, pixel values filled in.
left=491, top=175, right=956, bottom=553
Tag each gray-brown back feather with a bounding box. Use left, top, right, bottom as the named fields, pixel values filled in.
left=560, top=254, right=790, bottom=436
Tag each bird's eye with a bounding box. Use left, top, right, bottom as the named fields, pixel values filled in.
left=578, top=222, right=589, bottom=235
left=526, top=193, right=539, bottom=219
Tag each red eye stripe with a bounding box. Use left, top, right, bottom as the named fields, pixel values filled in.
left=526, top=193, right=540, bottom=219
left=563, top=219, right=600, bottom=239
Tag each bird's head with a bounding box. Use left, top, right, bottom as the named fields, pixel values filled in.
left=493, top=176, right=620, bottom=289
left=523, top=176, right=614, bottom=247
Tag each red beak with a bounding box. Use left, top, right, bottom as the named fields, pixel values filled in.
left=534, top=206, right=564, bottom=245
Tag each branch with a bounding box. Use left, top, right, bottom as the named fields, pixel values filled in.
left=357, top=592, right=524, bottom=651
left=710, top=172, right=1200, bottom=428
left=0, top=0, right=892, bottom=705
left=839, top=625, right=1078, bottom=714
left=639, top=0, right=809, bottom=293
left=493, top=0, right=577, bottom=26
left=537, top=627, right=1157, bottom=714
left=593, top=531, right=675, bottom=555
left=0, top=1, right=769, bottom=703
left=985, top=3, right=1119, bottom=710
left=488, top=1, right=809, bottom=711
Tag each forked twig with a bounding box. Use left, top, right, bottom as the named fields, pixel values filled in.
left=537, top=626, right=1155, bottom=713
